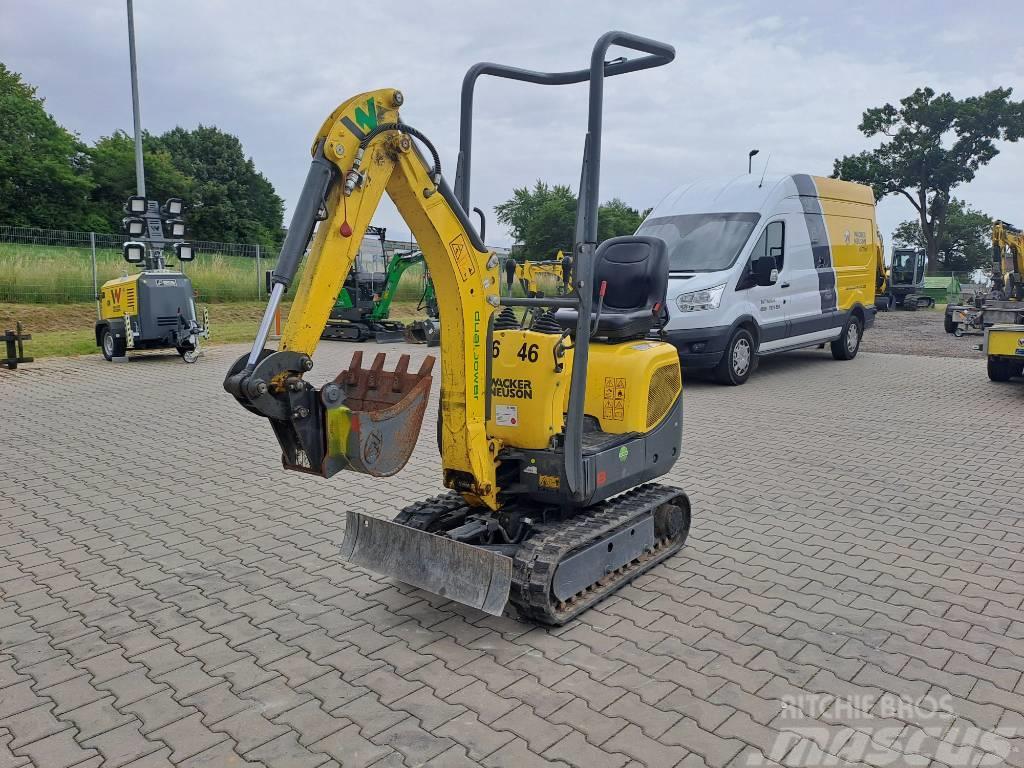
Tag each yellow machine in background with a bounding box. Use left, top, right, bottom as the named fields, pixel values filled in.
left=225, top=32, right=689, bottom=624
left=992, top=221, right=1024, bottom=301
left=96, top=262, right=208, bottom=363
left=947, top=221, right=1024, bottom=336
left=520, top=257, right=567, bottom=296
left=95, top=196, right=208, bottom=362
left=983, top=324, right=1024, bottom=382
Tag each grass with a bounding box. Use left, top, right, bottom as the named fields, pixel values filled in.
left=0, top=300, right=426, bottom=358
left=0, top=302, right=274, bottom=358
left=0, top=241, right=277, bottom=303
left=0, top=241, right=433, bottom=305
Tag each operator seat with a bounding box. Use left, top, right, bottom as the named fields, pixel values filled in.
left=555, top=235, right=669, bottom=340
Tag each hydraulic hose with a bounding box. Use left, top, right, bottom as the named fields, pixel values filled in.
left=346, top=122, right=442, bottom=194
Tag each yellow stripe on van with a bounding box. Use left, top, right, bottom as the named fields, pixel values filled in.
left=810, top=176, right=876, bottom=207
left=812, top=180, right=878, bottom=313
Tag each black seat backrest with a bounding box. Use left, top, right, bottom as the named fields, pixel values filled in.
left=593, top=236, right=669, bottom=313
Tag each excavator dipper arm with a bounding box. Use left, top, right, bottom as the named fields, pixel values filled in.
left=225, top=88, right=501, bottom=507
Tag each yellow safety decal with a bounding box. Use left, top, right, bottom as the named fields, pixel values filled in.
left=449, top=234, right=476, bottom=281
left=603, top=376, right=626, bottom=422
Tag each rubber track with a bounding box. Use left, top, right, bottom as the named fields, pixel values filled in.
left=511, top=483, right=688, bottom=624
left=391, top=483, right=689, bottom=625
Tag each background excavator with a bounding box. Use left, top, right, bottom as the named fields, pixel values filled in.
left=874, top=247, right=935, bottom=311
left=224, top=31, right=690, bottom=624
left=320, top=225, right=438, bottom=343
left=946, top=220, right=1024, bottom=334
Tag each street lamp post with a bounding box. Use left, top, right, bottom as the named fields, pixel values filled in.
left=748, top=148, right=760, bottom=174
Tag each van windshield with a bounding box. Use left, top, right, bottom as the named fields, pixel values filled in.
left=638, top=213, right=761, bottom=272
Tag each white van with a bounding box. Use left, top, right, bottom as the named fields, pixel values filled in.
left=637, top=173, right=882, bottom=384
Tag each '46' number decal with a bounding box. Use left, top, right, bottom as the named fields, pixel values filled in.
left=517, top=343, right=539, bottom=363
left=492, top=340, right=539, bottom=363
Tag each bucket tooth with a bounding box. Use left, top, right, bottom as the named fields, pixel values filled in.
left=340, top=511, right=512, bottom=616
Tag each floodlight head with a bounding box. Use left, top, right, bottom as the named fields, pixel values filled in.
left=122, top=216, right=146, bottom=237
left=126, top=195, right=147, bottom=214
left=164, top=219, right=186, bottom=238
left=174, top=242, right=195, bottom=262
left=123, top=241, right=146, bottom=264
left=163, top=197, right=184, bottom=216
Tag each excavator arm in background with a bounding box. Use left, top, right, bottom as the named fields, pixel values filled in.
left=519, top=258, right=566, bottom=297
left=370, top=250, right=426, bottom=322
left=992, top=220, right=1024, bottom=300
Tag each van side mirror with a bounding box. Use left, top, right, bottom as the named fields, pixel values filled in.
left=753, top=256, right=778, bottom=286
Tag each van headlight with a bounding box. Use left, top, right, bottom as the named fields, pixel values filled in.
left=676, top=284, right=725, bottom=312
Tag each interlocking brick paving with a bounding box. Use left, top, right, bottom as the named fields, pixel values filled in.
left=1, top=341, right=1022, bottom=767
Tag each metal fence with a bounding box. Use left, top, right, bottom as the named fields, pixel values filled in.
left=0, top=225, right=431, bottom=305
left=0, top=225, right=279, bottom=304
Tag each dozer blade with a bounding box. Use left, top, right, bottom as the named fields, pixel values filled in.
left=339, top=510, right=512, bottom=616
left=373, top=328, right=406, bottom=344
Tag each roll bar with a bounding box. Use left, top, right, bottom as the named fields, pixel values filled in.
left=453, top=31, right=675, bottom=499
left=453, top=31, right=674, bottom=237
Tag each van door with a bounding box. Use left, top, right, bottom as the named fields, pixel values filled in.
left=737, top=220, right=789, bottom=351
left=785, top=205, right=839, bottom=346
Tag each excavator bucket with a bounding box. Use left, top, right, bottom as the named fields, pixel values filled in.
left=340, top=511, right=513, bottom=615
left=318, top=351, right=435, bottom=477
left=405, top=319, right=440, bottom=347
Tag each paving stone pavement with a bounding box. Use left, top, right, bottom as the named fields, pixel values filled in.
left=2, top=341, right=1023, bottom=767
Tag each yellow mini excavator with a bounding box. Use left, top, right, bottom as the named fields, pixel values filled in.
left=224, top=32, right=689, bottom=624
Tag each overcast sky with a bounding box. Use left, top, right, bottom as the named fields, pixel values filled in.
left=2, top=1, right=1022, bottom=250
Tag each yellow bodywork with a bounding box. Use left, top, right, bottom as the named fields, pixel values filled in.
left=583, top=341, right=681, bottom=435
left=274, top=88, right=682, bottom=510
left=986, top=324, right=1024, bottom=357
left=992, top=222, right=1024, bottom=295
left=518, top=259, right=564, bottom=296
left=277, top=89, right=500, bottom=507
left=99, top=274, right=140, bottom=320
left=810, top=177, right=882, bottom=311
left=489, top=330, right=681, bottom=449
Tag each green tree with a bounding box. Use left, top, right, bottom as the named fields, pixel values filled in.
left=0, top=63, right=96, bottom=228
left=892, top=198, right=992, bottom=274
left=833, top=87, right=1024, bottom=274
left=597, top=198, right=648, bottom=243
left=86, top=131, right=193, bottom=232
left=495, top=181, right=649, bottom=260
left=156, top=125, right=284, bottom=248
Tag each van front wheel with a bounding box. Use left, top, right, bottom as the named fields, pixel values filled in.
left=831, top=315, right=862, bottom=360
left=714, top=328, right=755, bottom=385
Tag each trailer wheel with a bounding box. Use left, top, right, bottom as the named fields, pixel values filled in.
left=101, top=328, right=125, bottom=361
left=714, top=327, right=755, bottom=385
left=178, top=345, right=200, bottom=364
left=944, top=313, right=957, bottom=334
left=831, top=314, right=862, bottom=360
left=988, top=357, right=1013, bottom=382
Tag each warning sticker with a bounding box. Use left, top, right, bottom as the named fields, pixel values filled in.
left=449, top=234, right=476, bottom=282
left=496, top=404, right=519, bottom=427
left=602, top=376, right=626, bottom=421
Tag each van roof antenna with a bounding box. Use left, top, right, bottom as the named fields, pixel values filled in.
left=758, top=154, right=771, bottom=188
